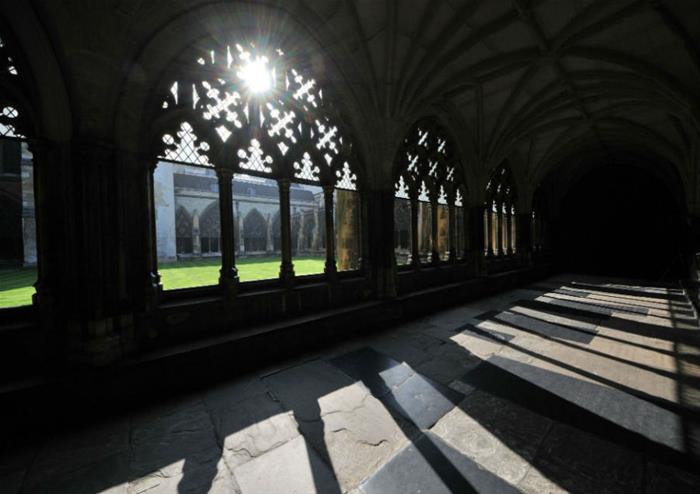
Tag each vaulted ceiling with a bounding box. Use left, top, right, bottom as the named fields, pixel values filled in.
left=14, top=0, right=700, bottom=206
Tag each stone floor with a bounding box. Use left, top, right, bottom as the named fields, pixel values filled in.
left=2, top=274, right=700, bottom=493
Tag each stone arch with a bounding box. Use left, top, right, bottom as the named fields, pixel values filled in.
left=302, top=209, right=317, bottom=251
left=112, top=2, right=371, bottom=184
left=199, top=201, right=220, bottom=254
left=175, top=206, right=193, bottom=255
left=290, top=207, right=301, bottom=255
left=0, top=6, right=72, bottom=141
left=243, top=209, right=267, bottom=253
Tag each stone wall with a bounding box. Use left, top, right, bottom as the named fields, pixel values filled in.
left=21, top=154, right=36, bottom=266
left=153, top=162, right=176, bottom=261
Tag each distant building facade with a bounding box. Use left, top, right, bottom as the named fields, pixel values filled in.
left=0, top=139, right=36, bottom=267
left=154, top=162, right=327, bottom=262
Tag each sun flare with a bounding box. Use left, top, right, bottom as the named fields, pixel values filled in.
left=238, top=56, right=272, bottom=94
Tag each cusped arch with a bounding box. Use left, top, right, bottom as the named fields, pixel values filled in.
left=0, top=7, right=71, bottom=141
left=112, top=1, right=371, bottom=183
left=243, top=208, right=266, bottom=238
left=393, top=117, right=467, bottom=205
left=143, top=34, right=364, bottom=195
left=199, top=201, right=220, bottom=237
left=242, top=208, right=267, bottom=252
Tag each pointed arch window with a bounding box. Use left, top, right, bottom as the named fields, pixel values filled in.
left=151, top=40, right=363, bottom=291
left=393, top=120, right=467, bottom=268
left=484, top=164, right=517, bottom=257
left=0, top=34, right=38, bottom=309
left=175, top=206, right=193, bottom=254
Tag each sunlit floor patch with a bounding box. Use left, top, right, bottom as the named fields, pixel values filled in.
left=6, top=274, right=700, bottom=493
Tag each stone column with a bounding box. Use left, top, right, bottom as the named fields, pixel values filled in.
left=278, top=179, right=295, bottom=285
left=216, top=168, right=238, bottom=298
left=297, top=207, right=306, bottom=253
left=312, top=204, right=321, bottom=251
left=486, top=204, right=494, bottom=257
left=143, top=159, right=162, bottom=309
left=323, top=185, right=337, bottom=280
left=238, top=202, right=245, bottom=254
left=496, top=203, right=504, bottom=256
left=67, top=142, right=123, bottom=365
left=192, top=211, right=201, bottom=255
left=266, top=213, right=274, bottom=252
left=410, top=195, right=420, bottom=270
left=506, top=209, right=513, bottom=256
left=24, top=140, right=45, bottom=303
left=431, top=198, right=439, bottom=265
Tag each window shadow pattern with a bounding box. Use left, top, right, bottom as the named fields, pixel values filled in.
left=7, top=276, right=700, bottom=493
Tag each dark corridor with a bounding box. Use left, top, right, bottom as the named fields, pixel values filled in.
left=555, top=165, right=686, bottom=279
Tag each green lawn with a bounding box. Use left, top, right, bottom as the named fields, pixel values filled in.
left=0, top=268, right=37, bottom=308
left=159, top=256, right=326, bottom=290
left=0, top=257, right=327, bottom=307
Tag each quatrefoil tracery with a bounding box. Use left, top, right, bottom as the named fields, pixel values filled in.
left=157, top=41, right=357, bottom=190
left=395, top=121, right=464, bottom=205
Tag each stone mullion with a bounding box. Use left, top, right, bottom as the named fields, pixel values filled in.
left=237, top=202, right=245, bottom=254
left=297, top=207, right=305, bottom=253
left=431, top=196, right=440, bottom=265
left=189, top=211, right=199, bottom=255
left=27, top=139, right=53, bottom=307
left=144, top=160, right=162, bottom=308
left=496, top=202, right=504, bottom=256
left=410, top=194, right=420, bottom=270
left=216, top=168, right=238, bottom=298
left=323, top=185, right=337, bottom=280
left=278, top=178, right=295, bottom=285
left=486, top=203, right=494, bottom=257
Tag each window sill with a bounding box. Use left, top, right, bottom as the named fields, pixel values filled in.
left=159, top=271, right=367, bottom=307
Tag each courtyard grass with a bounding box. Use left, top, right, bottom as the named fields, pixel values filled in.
left=159, top=255, right=326, bottom=290
left=0, top=257, right=327, bottom=307
left=0, top=268, right=37, bottom=308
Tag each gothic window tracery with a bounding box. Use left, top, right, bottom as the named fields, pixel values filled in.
left=152, top=39, right=363, bottom=289
left=393, top=120, right=466, bottom=267
left=0, top=33, right=38, bottom=309
left=156, top=42, right=358, bottom=188
left=243, top=209, right=267, bottom=252
left=175, top=206, right=193, bottom=254
left=484, top=163, right=517, bottom=257
left=199, top=202, right=221, bottom=254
